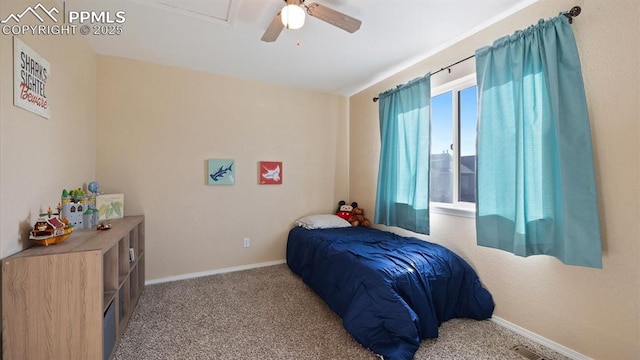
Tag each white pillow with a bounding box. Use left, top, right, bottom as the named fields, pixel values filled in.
left=295, top=214, right=352, bottom=229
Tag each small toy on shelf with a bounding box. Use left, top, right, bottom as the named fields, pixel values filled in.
left=97, top=222, right=112, bottom=231
left=61, top=184, right=100, bottom=230
left=88, top=181, right=100, bottom=196
left=29, top=207, right=73, bottom=246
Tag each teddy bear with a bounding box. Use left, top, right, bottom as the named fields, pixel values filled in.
left=348, top=204, right=370, bottom=227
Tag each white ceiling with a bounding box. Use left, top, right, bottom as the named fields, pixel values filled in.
left=64, top=0, right=539, bottom=96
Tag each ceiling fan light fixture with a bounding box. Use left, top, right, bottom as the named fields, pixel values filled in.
left=281, top=3, right=305, bottom=29
left=262, top=0, right=361, bottom=43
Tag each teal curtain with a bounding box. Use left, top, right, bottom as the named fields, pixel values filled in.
left=375, top=74, right=431, bottom=234
left=475, top=15, right=602, bottom=268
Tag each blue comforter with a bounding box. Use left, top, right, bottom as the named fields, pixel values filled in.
left=286, top=226, right=494, bottom=360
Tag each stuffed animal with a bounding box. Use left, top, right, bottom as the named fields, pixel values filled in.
left=348, top=206, right=370, bottom=227
left=336, top=200, right=357, bottom=221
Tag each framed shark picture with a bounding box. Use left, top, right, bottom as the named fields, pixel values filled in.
left=208, top=159, right=235, bottom=185
left=259, top=161, right=282, bottom=185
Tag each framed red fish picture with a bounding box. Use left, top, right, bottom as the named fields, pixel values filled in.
left=259, top=161, right=282, bottom=185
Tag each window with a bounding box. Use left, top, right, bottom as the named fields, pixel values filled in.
left=430, top=74, right=477, bottom=215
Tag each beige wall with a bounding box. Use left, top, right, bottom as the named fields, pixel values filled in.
left=0, top=0, right=97, bottom=258
left=96, top=56, right=349, bottom=280
left=349, top=0, right=639, bottom=359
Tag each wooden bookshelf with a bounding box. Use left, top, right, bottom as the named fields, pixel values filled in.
left=2, top=216, right=145, bottom=360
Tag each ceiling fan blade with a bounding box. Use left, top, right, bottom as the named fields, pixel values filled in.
left=306, top=3, right=361, bottom=33
left=261, top=12, right=284, bottom=42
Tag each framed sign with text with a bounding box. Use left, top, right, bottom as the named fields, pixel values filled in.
left=14, top=37, right=50, bottom=119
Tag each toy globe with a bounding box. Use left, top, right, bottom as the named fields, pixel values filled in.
left=88, top=181, right=99, bottom=195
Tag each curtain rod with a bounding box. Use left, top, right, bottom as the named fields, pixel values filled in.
left=372, top=6, right=582, bottom=103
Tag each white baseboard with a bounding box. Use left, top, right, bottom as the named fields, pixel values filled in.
left=145, top=259, right=286, bottom=285
left=491, top=316, right=592, bottom=360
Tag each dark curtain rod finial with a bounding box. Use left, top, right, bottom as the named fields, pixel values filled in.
left=372, top=5, right=582, bottom=103
left=564, top=6, right=581, bottom=24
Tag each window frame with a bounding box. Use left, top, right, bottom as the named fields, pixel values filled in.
left=430, top=73, right=477, bottom=218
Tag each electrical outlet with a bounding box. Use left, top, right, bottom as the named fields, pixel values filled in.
left=243, top=237, right=250, bottom=247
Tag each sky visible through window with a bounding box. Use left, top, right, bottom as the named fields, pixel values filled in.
left=430, top=85, right=477, bottom=204
left=431, top=92, right=452, bottom=154
left=431, top=86, right=477, bottom=155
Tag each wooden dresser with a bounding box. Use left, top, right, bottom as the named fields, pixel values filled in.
left=2, top=216, right=145, bottom=360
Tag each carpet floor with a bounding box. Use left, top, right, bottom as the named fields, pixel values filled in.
left=115, top=264, right=570, bottom=360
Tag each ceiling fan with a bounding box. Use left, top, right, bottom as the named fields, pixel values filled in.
left=261, top=0, right=362, bottom=42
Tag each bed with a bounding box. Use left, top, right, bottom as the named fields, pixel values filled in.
left=287, top=220, right=495, bottom=360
